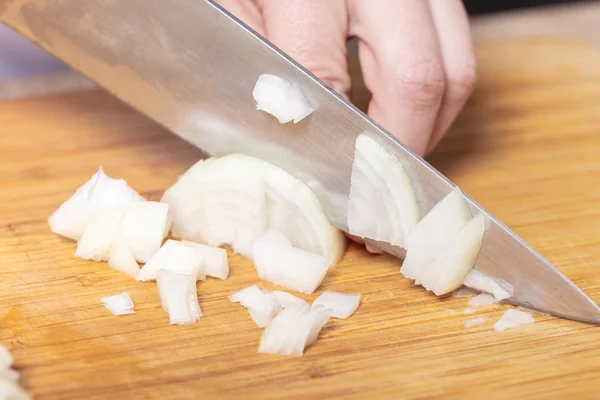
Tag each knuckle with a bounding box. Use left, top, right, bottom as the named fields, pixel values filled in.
left=393, top=59, right=446, bottom=105
left=447, top=59, right=478, bottom=98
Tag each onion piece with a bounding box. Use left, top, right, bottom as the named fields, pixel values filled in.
left=230, top=285, right=281, bottom=328
left=468, top=293, right=498, bottom=307
left=258, top=303, right=331, bottom=356
left=252, top=74, right=313, bottom=124
left=347, top=134, right=420, bottom=248
left=181, top=240, right=229, bottom=280
left=494, top=309, right=534, bottom=332
left=464, top=317, right=487, bottom=328
left=265, top=291, right=307, bottom=308
left=49, top=167, right=143, bottom=240
left=252, top=230, right=329, bottom=294
left=101, top=292, right=135, bottom=315
left=75, top=207, right=125, bottom=262
left=0, top=346, right=13, bottom=370
left=156, top=269, right=202, bottom=325
left=0, top=380, right=31, bottom=400
left=401, top=187, right=472, bottom=281
left=463, top=307, right=477, bottom=314
left=137, top=240, right=204, bottom=282
left=0, top=368, right=20, bottom=382
left=117, top=202, right=170, bottom=263
left=463, top=269, right=513, bottom=301
left=107, top=237, right=140, bottom=278
left=312, top=291, right=360, bottom=319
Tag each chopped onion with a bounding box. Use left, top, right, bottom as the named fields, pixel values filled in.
left=464, top=317, right=487, bottom=328
left=494, top=309, right=534, bottom=332
left=265, top=291, right=307, bottom=308
left=463, top=307, right=477, bottom=314
left=49, top=167, right=143, bottom=240
left=182, top=240, right=229, bottom=280
left=75, top=207, right=125, bottom=262
left=117, top=201, right=170, bottom=263
left=0, top=346, right=13, bottom=370
left=312, top=291, right=360, bottom=319
left=101, top=292, right=135, bottom=315
left=252, top=230, right=329, bottom=294
left=252, top=74, right=314, bottom=124
left=347, top=134, right=420, bottom=248
left=0, top=368, right=20, bottom=382
left=468, top=293, right=498, bottom=307
left=0, top=380, right=31, bottom=400
left=258, top=303, right=331, bottom=356
left=107, top=237, right=140, bottom=278
left=137, top=239, right=204, bottom=282
left=156, top=269, right=202, bottom=325
left=463, top=269, right=513, bottom=301
left=230, top=285, right=281, bottom=328
left=450, top=287, right=480, bottom=298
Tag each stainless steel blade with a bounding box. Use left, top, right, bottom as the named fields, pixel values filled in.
left=2, top=0, right=599, bottom=323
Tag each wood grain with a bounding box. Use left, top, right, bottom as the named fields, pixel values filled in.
left=1, top=36, right=600, bottom=399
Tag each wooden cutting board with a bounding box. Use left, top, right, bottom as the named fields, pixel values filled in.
left=1, top=36, right=600, bottom=400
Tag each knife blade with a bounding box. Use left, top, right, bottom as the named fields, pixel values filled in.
left=2, top=0, right=599, bottom=323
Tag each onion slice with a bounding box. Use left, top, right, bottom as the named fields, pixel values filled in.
left=137, top=239, right=204, bottom=282
left=252, top=230, right=329, bottom=294
left=348, top=134, right=420, bottom=248
left=252, top=74, right=314, bottom=124
left=312, top=291, right=360, bottom=319
left=494, top=309, right=534, bottom=332
left=258, top=303, right=331, bottom=356
left=156, top=269, right=202, bottom=325
left=101, top=292, right=135, bottom=315
left=49, top=167, right=143, bottom=240
left=230, top=285, right=281, bottom=328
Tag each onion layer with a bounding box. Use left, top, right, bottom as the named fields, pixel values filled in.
left=230, top=285, right=281, bottom=328
left=252, top=74, right=314, bottom=124
left=157, top=269, right=202, bottom=325
left=137, top=239, right=204, bottom=282
left=312, top=291, right=360, bottom=319
left=494, top=309, right=534, bottom=332
left=101, top=292, right=135, bottom=316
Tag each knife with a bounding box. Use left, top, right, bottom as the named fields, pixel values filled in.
left=2, top=0, right=599, bottom=324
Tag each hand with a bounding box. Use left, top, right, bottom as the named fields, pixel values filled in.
left=216, top=0, right=476, bottom=157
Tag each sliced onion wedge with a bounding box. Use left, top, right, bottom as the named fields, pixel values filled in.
left=347, top=134, right=420, bottom=248
left=258, top=303, right=331, bottom=356
left=75, top=207, right=125, bottom=262
left=252, top=74, right=313, bottom=124
left=230, top=285, right=281, bottom=328
left=117, top=202, right=170, bottom=263
left=156, top=269, right=202, bottom=325
left=101, top=292, right=135, bottom=315
left=312, top=291, right=360, bottom=319
left=494, top=309, right=534, bottom=332
left=137, top=239, right=204, bottom=282
left=252, top=230, right=329, bottom=294
left=49, top=167, right=143, bottom=240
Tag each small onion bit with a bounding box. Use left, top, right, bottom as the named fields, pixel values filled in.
left=101, top=292, right=135, bottom=316
left=258, top=304, right=331, bottom=356
left=181, top=240, right=229, bottom=280
left=157, top=269, right=202, bottom=325
left=0, top=345, right=31, bottom=398
left=464, top=317, right=487, bottom=328
left=463, top=269, right=514, bottom=301
left=468, top=293, right=498, bottom=308
left=312, top=291, right=360, bottom=319
left=252, top=74, right=314, bottom=124
left=230, top=285, right=281, bottom=328
left=137, top=239, right=204, bottom=282
left=494, top=309, right=534, bottom=332
left=264, top=291, right=307, bottom=308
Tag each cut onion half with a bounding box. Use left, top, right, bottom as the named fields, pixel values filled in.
left=494, top=309, right=534, bottom=332
left=117, top=201, right=170, bottom=263
left=49, top=167, right=143, bottom=240
left=137, top=239, right=204, bottom=282
left=101, top=292, right=135, bottom=316
left=252, top=74, right=314, bottom=124
left=258, top=303, right=331, bottom=356
left=312, top=291, right=360, bottom=319
left=230, top=285, right=281, bottom=328
left=348, top=134, right=420, bottom=248
left=156, top=269, right=202, bottom=325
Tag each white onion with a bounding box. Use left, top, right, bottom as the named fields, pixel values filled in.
left=137, top=240, right=204, bottom=282
left=252, top=230, right=329, bottom=294
left=117, top=201, right=170, bottom=263
left=107, top=238, right=140, bottom=278
left=101, top=292, right=135, bottom=315
left=48, top=167, right=143, bottom=240
left=312, top=291, right=360, bottom=319
left=0, top=346, right=13, bottom=370
left=252, top=74, right=314, bottom=124
left=463, top=269, right=513, bottom=301
left=0, top=380, right=31, bottom=400
left=347, top=134, right=420, bottom=248
left=75, top=207, right=125, bottom=262
left=494, top=309, right=534, bottom=332
left=464, top=317, right=487, bottom=328
left=181, top=240, right=229, bottom=280
left=258, top=303, right=331, bottom=356
left=264, top=291, right=307, bottom=308
left=230, top=285, right=281, bottom=328
left=156, top=269, right=202, bottom=325
left=468, top=293, right=498, bottom=307
left=0, top=368, right=20, bottom=382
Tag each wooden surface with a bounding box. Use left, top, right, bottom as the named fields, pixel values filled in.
left=2, top=37, right=600, bottom=399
